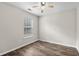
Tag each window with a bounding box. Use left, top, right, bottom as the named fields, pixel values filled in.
left=24, top=16, right=33, bottom=37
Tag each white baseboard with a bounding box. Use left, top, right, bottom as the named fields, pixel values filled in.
left=0, top=39, right=38, bottom=56
left=40, top=39, right=76, bottom=48
left=0, top=39, right=77, bottom=56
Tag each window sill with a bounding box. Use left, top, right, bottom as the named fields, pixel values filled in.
left=24, top=36, right=33, bottom=39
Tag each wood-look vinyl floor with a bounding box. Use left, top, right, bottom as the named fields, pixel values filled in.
left=3, top=40, right=79, bottom=56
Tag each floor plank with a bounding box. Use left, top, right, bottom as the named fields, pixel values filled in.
left=3, top=40, right=79, bottom=56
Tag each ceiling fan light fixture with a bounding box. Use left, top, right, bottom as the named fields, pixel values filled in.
left=41, top=5, right=45, bottom=10
left=40, top=2, right=46, bottom=13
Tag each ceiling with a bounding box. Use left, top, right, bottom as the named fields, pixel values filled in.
left=7, top=2, right=79, bottom=16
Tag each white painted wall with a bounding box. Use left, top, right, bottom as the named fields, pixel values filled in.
left=39, top=8, right=76, bottom=47
left=0, top=3, right=38, bottom=55
left=76, top=7, right=79, bottom=52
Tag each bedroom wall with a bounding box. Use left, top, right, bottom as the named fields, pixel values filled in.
left=39, top=8, right=76, bottom=47
left=76, top=7, right=79, bottom=52
left=0, top=3, right=39, bottom=55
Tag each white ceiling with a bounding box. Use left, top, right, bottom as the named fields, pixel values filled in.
left=7, top=2, right=79, bottom=16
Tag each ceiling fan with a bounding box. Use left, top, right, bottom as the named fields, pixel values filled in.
left=28, top=2, right=54, bottom=13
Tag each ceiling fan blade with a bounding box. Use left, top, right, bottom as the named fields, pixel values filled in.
left=27, top=8, right=32, bottom=11
left=32, top=6, right=39, bottom=8
left=46, top=2, right=54, bottom=8
left=48, top=5, right=54, bottom=8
